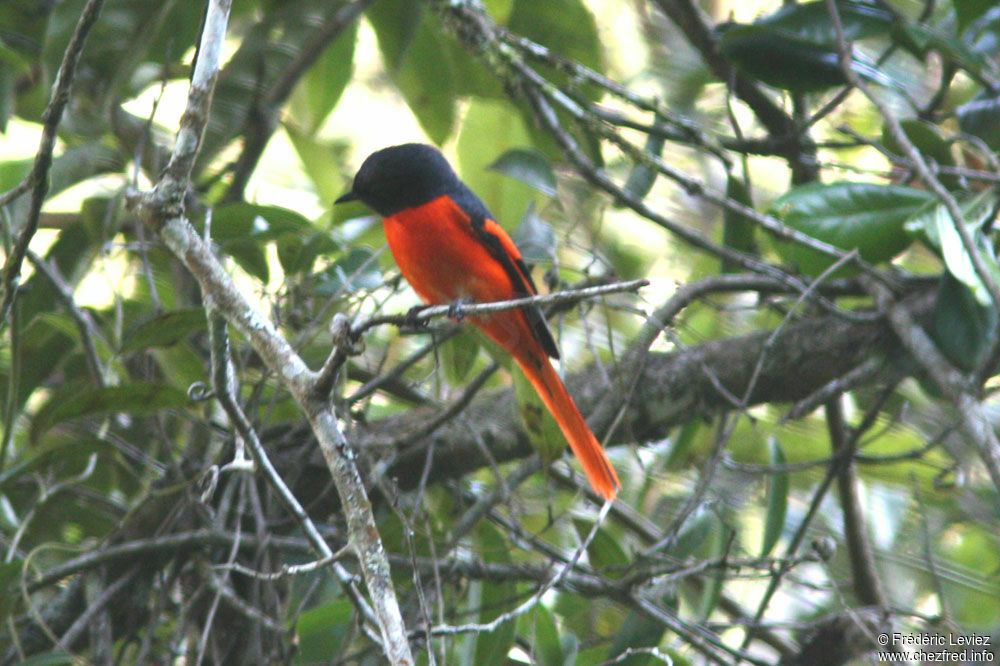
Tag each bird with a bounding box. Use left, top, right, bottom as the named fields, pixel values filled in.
left=335, top=143, right=620, bottom=500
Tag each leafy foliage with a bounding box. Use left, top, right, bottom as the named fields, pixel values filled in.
left=0, top=0, right=999, bottom=664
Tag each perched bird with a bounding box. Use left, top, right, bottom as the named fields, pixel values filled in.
left=336, top=143, right=619, bottom=500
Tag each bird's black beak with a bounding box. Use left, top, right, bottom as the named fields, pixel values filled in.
left=334, top=190, right=358, bottom=205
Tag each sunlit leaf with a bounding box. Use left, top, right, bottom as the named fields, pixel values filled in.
left=288, top=20, right=358, bottom=135
left=367, top=0, right=457, bottom=144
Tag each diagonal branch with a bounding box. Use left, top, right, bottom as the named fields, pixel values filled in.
left=0, top=0, right=107, bottom=326
left=126, top=1, right=413, bottom=663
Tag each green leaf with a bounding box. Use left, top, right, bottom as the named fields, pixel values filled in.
left=207, top=203, right=316, bottom=282
left=958, top=91, right=1000, bottom=151
left=197, top=4, right=344, bottom=173
left=931, top=272, right=998, bottom=372
left=457, top=99, right=542, bottom=226
left=925, top=192, right=1000, bottom=307
left=208, top=203, right=314, bottom=240
left=531, top=604, right=564, bottom=666
left=284, top=122, right=350, bottom=203
left=120, top=308, right=207, bottom=354
left=367, top=0, right=457, bottom=144
left=277, top=230, right=341, bottom=276
left=508, top=0, right=604, bottom=77
left=472, top=521, right=517, bottom=666
left=607, top=610, right=667, bottom=665
left=622, top=132, right=665, bottom=204
left=754, top=0, right=894, bottom=45
left=572, top=519, right=628, bottom=580
left=770, top=181, right=932, bottom=276
left=882, top=119, right=959, bottom=190
left=489, top=149, right=557, bottom=197
left=288, top=20, right=358, bottom=135
left=719, top=24, right=848, bottom=92
left=760, top=437, right=789, bottom=558
left=31, top=382, right=190, bottom=442
left=672, top=506, right=719, bottom=560
left=513, top=363, right=564, bottom=462
left=511, top=203, right=557, bottom=264
left=442, top=327, right=481, bottom=385
left=0, top=559, right=22, bottom=621
left=956, top=0, right=997, bottom=34
left=721, top=173, right=758, bottom=273
left=964, top=5, right=1000, bottom=56
left=294, top=600, right=354, bottom=664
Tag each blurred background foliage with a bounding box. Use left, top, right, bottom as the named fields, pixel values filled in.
left=1, top=0, right=999, bottom=663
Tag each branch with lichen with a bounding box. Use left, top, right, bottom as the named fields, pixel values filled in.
left=125, top=1, right=413, bottom=663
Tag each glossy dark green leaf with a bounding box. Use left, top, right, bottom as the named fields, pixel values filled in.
left=721, top=174, right=758, bottom=273
left=120, top=308, right=206, bottom=354
left=472, top=521, right=516, bottom=666
left=622, top=132, right=665, bottom=203
left=958, top=91, right=1000, bottom=151
left=931, top=272, right=998, bottom=372
left=31, top=382, right=190, bottom=442
left=770, top=181, right=932, bottom=275
left=755, top=0, right=894, bottom=46
left=489, top=149, right=557, bottom=197
left=882, top=119, right=959, bottom=190
left=506, top=0, right=605, bottom=160
left=760, top=437, right=789, bottom=557
left=512, top=203, right=556, bottom=264
left=288, top=20, right=358, bottom=135
left=719, top=24, right=847, bottom=92
left=367, top=0, right=457, bottom=144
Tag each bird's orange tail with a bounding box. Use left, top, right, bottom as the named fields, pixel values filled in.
left=516, top=355, right=620, bottom=500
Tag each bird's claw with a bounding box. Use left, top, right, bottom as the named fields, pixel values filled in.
left=404, top=304, right=430, bottom=328
left=448, top=298, right=474, bottom=321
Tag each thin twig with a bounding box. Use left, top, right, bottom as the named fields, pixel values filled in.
left=0, top=0, right=107, bottom=326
